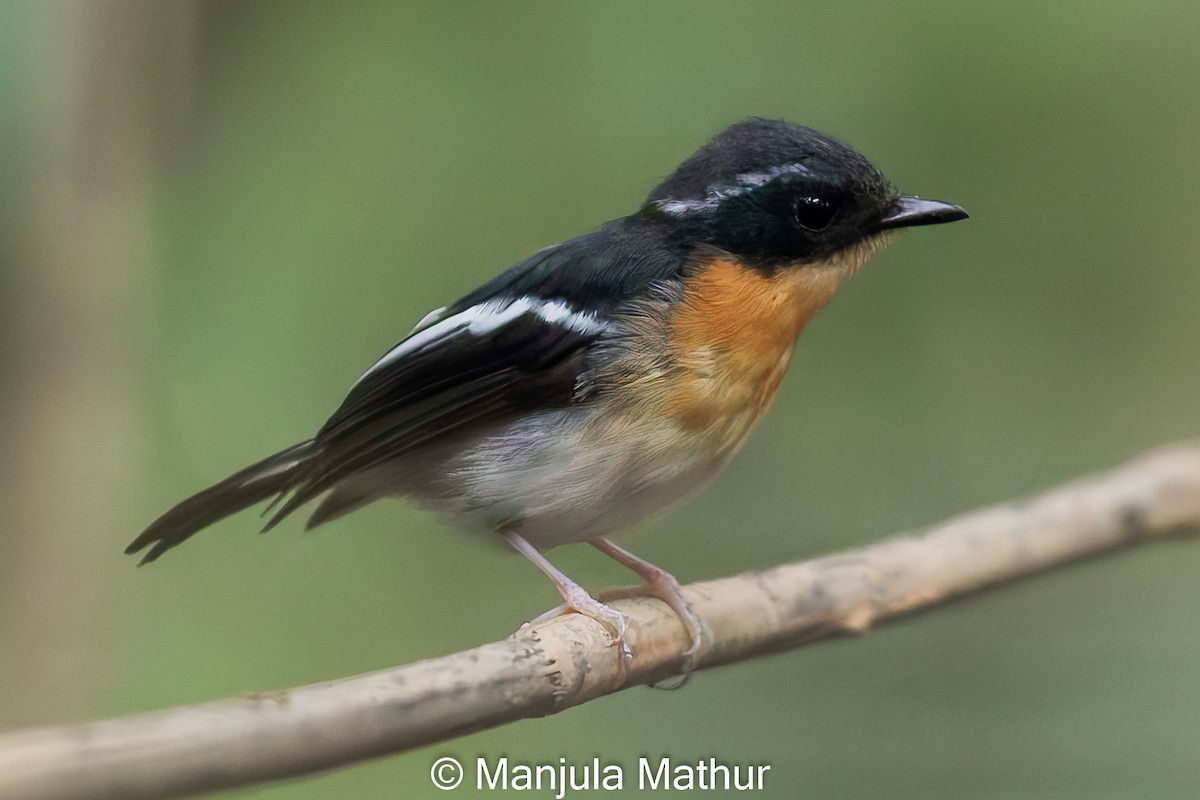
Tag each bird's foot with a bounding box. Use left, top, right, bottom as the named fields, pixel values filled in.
left=503, top=530, right=633, bottom=685
left=591, top=539, right=712, bottom=685
left=527, top=592, right=634, bottom=682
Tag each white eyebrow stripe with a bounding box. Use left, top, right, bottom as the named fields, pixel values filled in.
left=355, top=297, right=607, bottom=385
left=656, top=161, right=814, bottom=217
left=658, top=197, right=721, bottom=215
left=733, top=161, right=812, bottom=186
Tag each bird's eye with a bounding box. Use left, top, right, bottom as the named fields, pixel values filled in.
left=793, top=195, right=838, bottom=231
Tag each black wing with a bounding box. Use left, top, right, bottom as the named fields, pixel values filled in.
left=258, top=215, right=693, bottom=529
left=263, top=293, right=603, bottom=528
left=300, top=214, right=688, bottom=481
left=127, top=294, right=597, bottom=562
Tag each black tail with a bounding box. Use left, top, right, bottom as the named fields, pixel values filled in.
left=126, top=441, right=315, bottom=565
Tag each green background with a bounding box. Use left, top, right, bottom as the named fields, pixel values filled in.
left=2, top=1, right=1199, bottom=798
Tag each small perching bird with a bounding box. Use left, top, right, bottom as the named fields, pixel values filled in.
left=128, top=118, right=967, bottom=679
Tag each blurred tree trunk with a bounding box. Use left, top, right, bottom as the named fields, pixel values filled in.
left=0, top=1, right=196, bottom=727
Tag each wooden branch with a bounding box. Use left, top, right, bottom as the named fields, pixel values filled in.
left=3, top=442, right=1200, bottom=800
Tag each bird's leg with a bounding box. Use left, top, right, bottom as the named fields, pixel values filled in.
left=589, top=538, right=711, bottom=679
left=502, top=530, right=634, bottom=680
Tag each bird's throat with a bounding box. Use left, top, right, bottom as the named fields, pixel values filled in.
left=664, top=242, right=881, bottom=436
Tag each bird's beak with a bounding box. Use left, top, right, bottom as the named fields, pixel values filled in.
left=875, top=196, right=968, bottom=231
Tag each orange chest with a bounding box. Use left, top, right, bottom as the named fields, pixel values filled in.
left=664, top=258, right=850, bottom=436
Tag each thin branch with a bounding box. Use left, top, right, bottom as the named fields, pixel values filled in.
left=3, top=442, right=1199, bottom=800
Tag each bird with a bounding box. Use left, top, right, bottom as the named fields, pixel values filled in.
left=127, top=117, right=967, bottom=680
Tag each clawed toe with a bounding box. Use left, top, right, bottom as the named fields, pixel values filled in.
left=591, top=538, right=712, bottom=679
left=560, top=584, right=634, bottom=678
left=504, top=531, right=635, bottom=683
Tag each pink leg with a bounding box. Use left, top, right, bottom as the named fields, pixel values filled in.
left=503, top=530, right=633, bottom=679
left=590, top=538, right=710, bottom=675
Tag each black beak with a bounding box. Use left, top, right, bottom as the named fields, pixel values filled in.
left=875, top=196, right=968, bottom=231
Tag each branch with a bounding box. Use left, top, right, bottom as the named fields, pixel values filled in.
left=3, top=442, right=1200, bottom=800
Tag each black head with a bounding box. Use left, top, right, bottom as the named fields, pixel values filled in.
left=643, top=118, right=966, bottom=266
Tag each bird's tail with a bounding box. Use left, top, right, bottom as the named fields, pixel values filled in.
left=125, top=440, right=315, bottom=565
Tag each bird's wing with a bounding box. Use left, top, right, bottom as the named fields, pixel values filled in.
left=265, top=218, right=688, bottom=528
left=263, top=244, right=618, bottom=528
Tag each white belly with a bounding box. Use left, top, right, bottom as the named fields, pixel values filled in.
left=370, top=406, right=747, bottom=550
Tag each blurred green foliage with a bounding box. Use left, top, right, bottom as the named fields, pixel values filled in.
left=2, top=1, right=1199, bottom=798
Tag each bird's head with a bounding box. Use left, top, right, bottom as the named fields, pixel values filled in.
left=643, top=118, right=967, bottom=268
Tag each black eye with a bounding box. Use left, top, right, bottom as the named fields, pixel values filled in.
left=793, top=195, right=838, bottom=231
